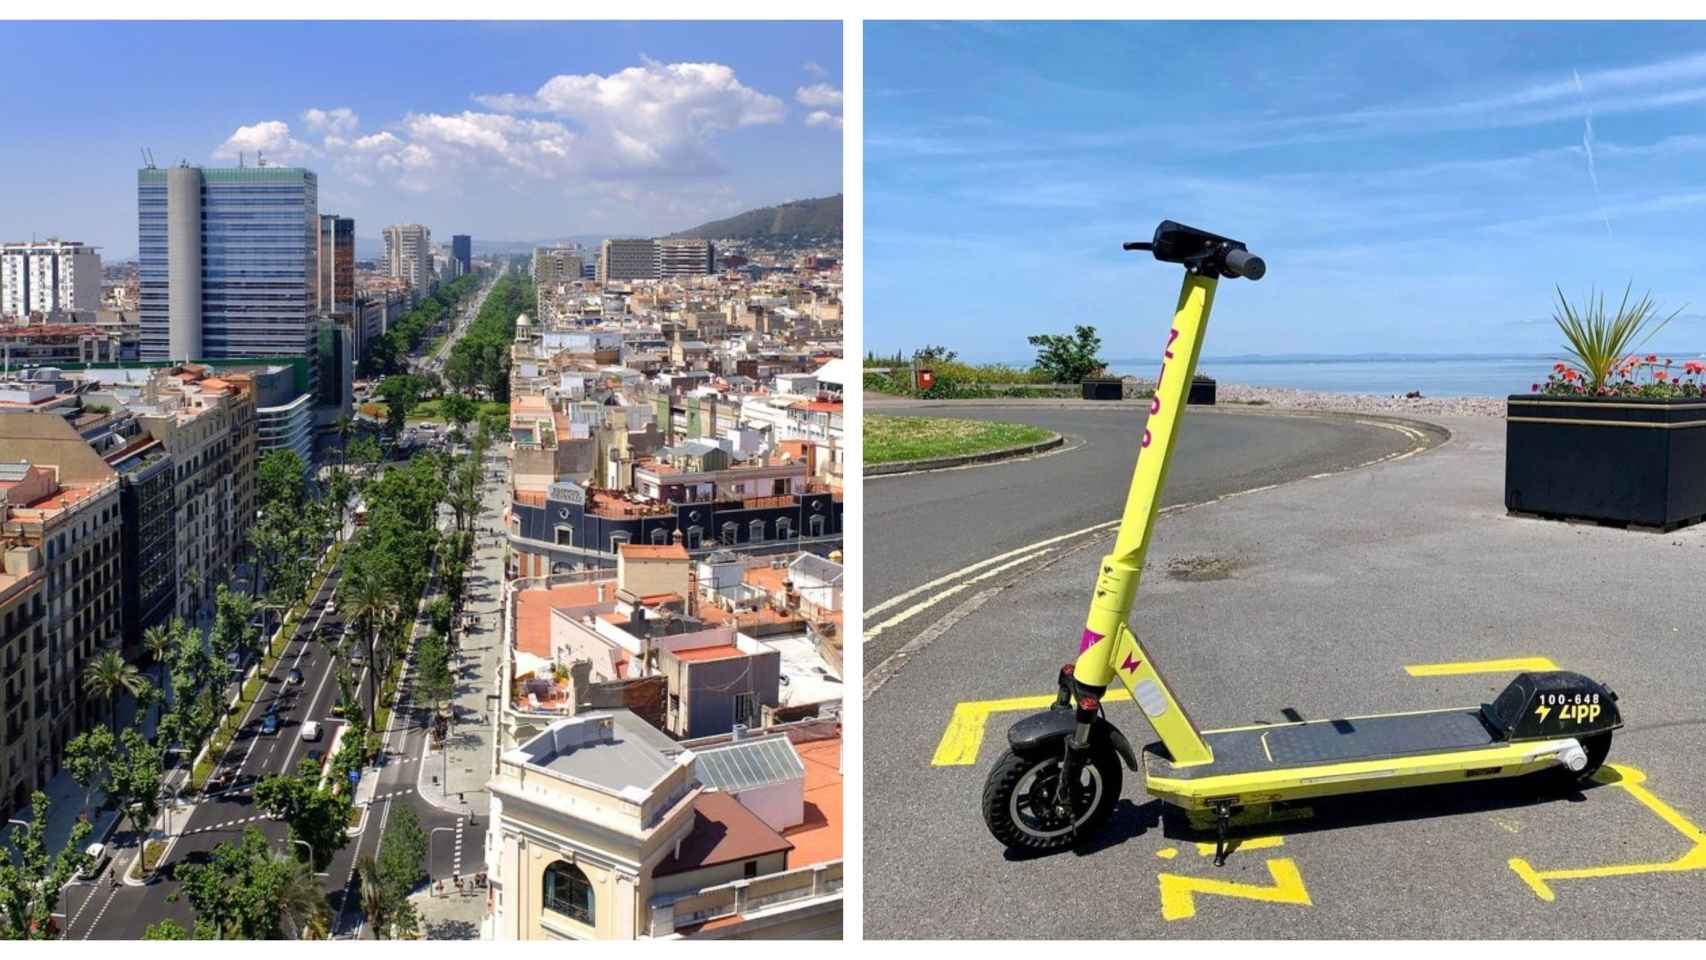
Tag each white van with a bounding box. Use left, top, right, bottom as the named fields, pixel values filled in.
left=301, top=721, right=322, bottom=742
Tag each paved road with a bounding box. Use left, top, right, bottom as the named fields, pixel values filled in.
left=865, top=414, right=1706, bottom=939
left=61, top=553, right=361, bottom=937
left=61, top=396, right=496, bottom=941
left=865, top=399, right=1429, bottom=672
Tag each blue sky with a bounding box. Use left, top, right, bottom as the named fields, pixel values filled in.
left=0, top=21, right=841, bottom=258
left=867, top=22, right=1706, bottom=361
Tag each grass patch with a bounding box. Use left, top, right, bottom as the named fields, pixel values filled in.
left=362, top=399, right=508, bottom=423
left=865, top=414, right=1053, bottom=466
left=141, top=839, right=165, bottom=872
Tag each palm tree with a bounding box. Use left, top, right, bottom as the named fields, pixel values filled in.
left=142, top=624, right=173, bottom=698
left=342, top=567, right=397, bottom=724
left=82, top=649, right=148, bottom=734
left=335, top=415, right=353, bottom=467
left=274, top=855, right=332, bottom=940
left=356, top=855, right=387, bottom=939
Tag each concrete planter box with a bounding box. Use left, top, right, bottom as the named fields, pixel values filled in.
left=1189, top=375, right=1217, bottom=405
left=1081, top=377, right=1123, bottom=401
left=1505, top=395, right=1706, bottom=530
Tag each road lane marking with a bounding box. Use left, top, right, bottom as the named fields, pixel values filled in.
left=1508, top=764, right=1706, bottom=902
left=1404, top=657, right=1559, bottom=677
left=1158, top=857, right=1312, bottom=921
left=866, top=518, right=1125, bottom=619
left=864, top=548, right=1056, bottom=641
left=930, top=689, right=1135, bottom=766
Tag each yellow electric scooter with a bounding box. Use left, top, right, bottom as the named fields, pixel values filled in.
left=981, top=221, right=1622, bottom=863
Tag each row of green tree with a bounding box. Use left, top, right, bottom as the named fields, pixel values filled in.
left=357, top=272, right=484, bottom=379
left=443, top=270, right=534, bottom=403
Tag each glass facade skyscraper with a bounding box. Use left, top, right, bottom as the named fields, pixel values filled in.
left=139, top=165, right=318, bottom=361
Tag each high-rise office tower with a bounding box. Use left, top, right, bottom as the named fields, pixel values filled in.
left=1, top=240, right=103, bottom=320
left=452, top=234, right=472, bottom=277
left=317, top=215, right=356, bottom=314
left=383, top=224, right=433, bottom=290
left=657, top=238, right=716, bottom=278
left=598, top=238, right=660, bottom=282
left=533, top=245, right=585, bottom=286
left=138, top=164, right=317, bottom=361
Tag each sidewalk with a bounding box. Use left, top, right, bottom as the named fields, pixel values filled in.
left=417, top=476, right=507, bottom=816
left=410, top=881, right=485, bottom=939
left=865, top=413, right=1706, bottom=939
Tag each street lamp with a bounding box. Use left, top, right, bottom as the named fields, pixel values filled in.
left=157, top=785, right=182, bottom=838
left=286, top=838, right=327, bottom=877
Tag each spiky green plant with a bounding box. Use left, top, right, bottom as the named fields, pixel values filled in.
left=1553, top=284, right=1682, bottom=393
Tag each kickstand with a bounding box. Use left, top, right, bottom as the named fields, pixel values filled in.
left=1212, top=802, right=1233, bottom=867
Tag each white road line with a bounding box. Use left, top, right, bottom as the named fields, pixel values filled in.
left=864, top=547, right=1058, bottom=640
left=866, top=518, right=1126, bottom=619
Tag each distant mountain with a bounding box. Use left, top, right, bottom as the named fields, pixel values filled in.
left=670, top=195, right=842, bottom=240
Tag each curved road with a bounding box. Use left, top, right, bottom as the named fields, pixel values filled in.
left=865, top=399, right=1433, bottom=671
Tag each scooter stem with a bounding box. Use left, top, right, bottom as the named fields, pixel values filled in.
left=1071, top=270, right=1220, bottom=766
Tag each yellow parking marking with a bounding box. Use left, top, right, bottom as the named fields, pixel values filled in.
left=1195, top=835, right=1285, bottom=857
left=930, top=689, right=1133, bottom=766
left=1509, top=764, right=1706, bottom=902
left=1158, top=857, right=1313, bottom=921
left=1155, top=847, right=1179, bottom=859
left=1404, top=657, right=1558, bottom=677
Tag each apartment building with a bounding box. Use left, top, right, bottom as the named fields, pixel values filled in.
left=1, top=241, right=102, bottom=321
left=0, top=453, right=123, bottom=811
left=316, top=215, right=356, bottom=314
left=383, top=224, right=433, bottom=291
left=598, top=239, right=659, bottom=283
left=657, top=239, right=714, bottom=279
left=485, top=711, right=841, bottom=940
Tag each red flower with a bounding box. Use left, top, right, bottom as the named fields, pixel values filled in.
left=1553, top=362, right=1567, bottom=373
left=1646, top=354, right=1659, bottom=363
left=1656, top=371, right=1668, bottom=382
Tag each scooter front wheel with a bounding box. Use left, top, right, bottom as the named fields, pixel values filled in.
left=982, top=743, right=1121, bottom=851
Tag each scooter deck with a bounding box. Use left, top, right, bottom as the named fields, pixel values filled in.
left=1140, top=705, right=1580, bottom=810
left=1155, top=706, right=1498, bottom=779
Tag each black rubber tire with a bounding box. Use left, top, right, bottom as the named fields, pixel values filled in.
left=981, top=743, right=1121, bottom=851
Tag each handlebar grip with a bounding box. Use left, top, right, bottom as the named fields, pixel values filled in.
left=1224, top=248, right=1265, bottom=280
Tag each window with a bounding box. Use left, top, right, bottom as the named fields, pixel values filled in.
left=685, top=526, right=703, bottom=549
left=750, top=519, right=765, bottom=542
left=650, top=527, right=667, bottom=545
left=809, top=515, right=826, bottom=537
left=722, top=521, right=739, bottom=545
left=744, top=860, right=759, bottom=879
left=776, top=517, right=792, bottom=539
left=554, top=526, right=573, bottom=547
left=734, top=692, right=757, bottom=727
left=610, top=532, right=631, bottom=552
left=542, top=861, right=594, bottom=925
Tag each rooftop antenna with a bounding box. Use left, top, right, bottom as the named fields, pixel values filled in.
left=256, top=151, right=265, bottom=167
left=239, top=151, right=245, bottom=169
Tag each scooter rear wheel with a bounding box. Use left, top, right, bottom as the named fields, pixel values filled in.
left=982, top=743, right=1121, bottom=851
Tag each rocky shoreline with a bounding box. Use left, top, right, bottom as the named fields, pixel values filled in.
left=1214, top=383, right=1507, bottom=418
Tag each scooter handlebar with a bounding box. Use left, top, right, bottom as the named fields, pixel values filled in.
left=1223, top=247, right=1265, bottom=281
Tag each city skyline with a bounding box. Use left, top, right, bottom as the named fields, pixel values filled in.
left=0, top=20, right=842, bottom=258
left=868, top=21, right=1706, bottom=360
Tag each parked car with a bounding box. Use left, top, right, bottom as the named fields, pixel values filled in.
left=78, top=843, right=111, bottom=880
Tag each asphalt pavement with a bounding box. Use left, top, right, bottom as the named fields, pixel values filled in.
left=864, top=412, right=1706, bottom=938
left=865, top=397, right=1432, bottom=673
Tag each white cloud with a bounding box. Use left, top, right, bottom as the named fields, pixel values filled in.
left=474, top=60, right=785, bottom=174
left=211, top=59, right=820, bottom=210
left=301, top=107, right=359, bottom=136
left=212, top=120, right=314, bottom=163
left=796, top=83, right=842, bottom=108
left=802, top=61, right=827, bottom=78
